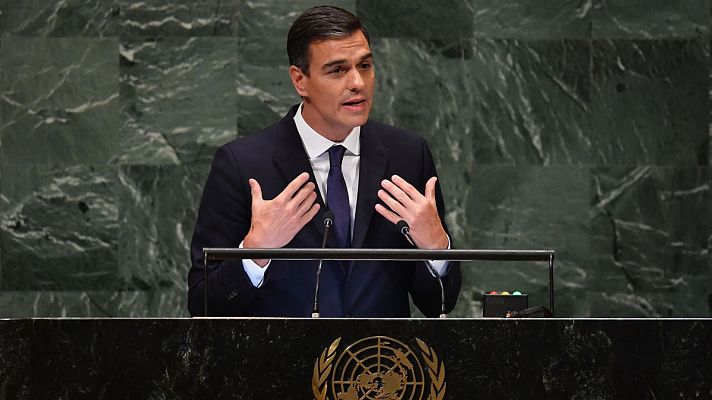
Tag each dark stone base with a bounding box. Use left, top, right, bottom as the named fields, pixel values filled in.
left=1, top=318, right=710, bottom=399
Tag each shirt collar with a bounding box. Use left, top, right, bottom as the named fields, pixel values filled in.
left=293, top=102, right=361, bottom=159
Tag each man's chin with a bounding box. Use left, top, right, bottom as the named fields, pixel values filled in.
left=340, top=108, right=370, bottom=126
left=346, top=114, right=369, bottom=129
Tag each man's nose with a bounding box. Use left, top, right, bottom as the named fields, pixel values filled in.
left=348, top=68, right=365, bottom=91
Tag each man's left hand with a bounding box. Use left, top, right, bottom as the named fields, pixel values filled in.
left=375, top=175, right=448, bottom=250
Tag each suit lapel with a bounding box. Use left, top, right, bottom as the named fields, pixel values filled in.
left=352, top=123, right=389, bottom=249
left=272, top=108, right=338, bottom=248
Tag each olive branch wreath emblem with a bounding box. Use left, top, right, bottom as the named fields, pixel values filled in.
left=311, top=337, right=446, bottom=400
left=312, top=337, right=341, bottom=400
left=416, top=338, right=447, bottom=400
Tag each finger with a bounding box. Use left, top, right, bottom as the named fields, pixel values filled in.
left=279, top=172, right=311, bottom=200
left=375, top=203, right=402, bottom=225
left=298, top=203, right=320, bottom=226
left=295, top=191, right=317, bottom=216
left=378, top=189, right=409, bottom=218
left=290, top=181, right=316, bottom=207
left=425, top=177, right=437, bottom=203
left=249, top=178, right=263, bottom=201
left=392, top=175, right=424, bottom=201
left=381, top=179, right=413, bottom=207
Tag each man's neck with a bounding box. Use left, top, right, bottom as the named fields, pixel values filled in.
left=300, top=103, right=350, bottom=142
left=293, top=103, right=361, bottom=160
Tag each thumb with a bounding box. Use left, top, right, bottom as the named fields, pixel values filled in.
left=425, top=176, right=437, bottom=203
left=249, top=178, right=263, bottom=202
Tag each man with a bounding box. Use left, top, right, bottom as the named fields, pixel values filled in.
left=188, top=6, right=461, bottom=317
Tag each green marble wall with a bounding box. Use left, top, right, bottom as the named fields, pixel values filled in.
left=0, top=0, right=709, bottom=317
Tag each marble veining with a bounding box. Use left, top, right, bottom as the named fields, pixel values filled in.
left=0, top=1, right=710, bottom=317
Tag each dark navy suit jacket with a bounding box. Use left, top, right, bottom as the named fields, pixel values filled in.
left=188, top=105, right=461, bottom=317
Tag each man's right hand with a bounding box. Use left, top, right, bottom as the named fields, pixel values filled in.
left=243, top=172, right=320, bottom=267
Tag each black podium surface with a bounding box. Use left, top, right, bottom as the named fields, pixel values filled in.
left=1, top=318, right=711, bottom=399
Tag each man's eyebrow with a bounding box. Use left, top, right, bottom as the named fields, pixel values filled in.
left=321, top=53, right=374, bottom=70
left=359, top=52, right=374, bottom=62
left=322, top=59, right=348, bottom=70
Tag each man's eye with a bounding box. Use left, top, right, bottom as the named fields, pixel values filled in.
left=330, top=67, right=344, bottom=74
left=360, top=63, right=371, bottom=70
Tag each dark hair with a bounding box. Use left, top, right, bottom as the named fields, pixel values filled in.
left=287, top=6, right=370, bottom=75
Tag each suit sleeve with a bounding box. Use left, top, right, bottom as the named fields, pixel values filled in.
left=187, top=145, right=261, bottom=316
left=409, top=137, right=462, bottom=317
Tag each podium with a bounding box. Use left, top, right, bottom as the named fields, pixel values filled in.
left=4, top=249, right=707, bottom=398
left=1, top=318, right=711, bottom=398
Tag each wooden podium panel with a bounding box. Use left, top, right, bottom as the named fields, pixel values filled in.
left=0, top=318, right=710, bottom=399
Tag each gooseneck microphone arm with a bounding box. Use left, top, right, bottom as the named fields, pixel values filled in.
left=397, top=220, right=447, bottom=318
left=312, top=211, right=335, bottom=318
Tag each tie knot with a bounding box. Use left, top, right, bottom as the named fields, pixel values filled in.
left=328, top=145, right=347, bottom=168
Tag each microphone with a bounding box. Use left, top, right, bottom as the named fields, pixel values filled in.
left=396, top=220, right=447, bottom=318
left=397, top=220, right=414, bottom=245
left=312, top=211, right=335, bottom=318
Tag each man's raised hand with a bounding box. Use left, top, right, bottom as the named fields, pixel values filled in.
left=375, top=175, right=448, bottom=250
left=243, top=172, right=320, bottom=266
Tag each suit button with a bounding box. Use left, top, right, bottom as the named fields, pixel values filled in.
left=227, top=289, right=238, bottom=300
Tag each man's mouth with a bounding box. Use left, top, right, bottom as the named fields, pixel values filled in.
left=342, top=99, right=366, bottom=107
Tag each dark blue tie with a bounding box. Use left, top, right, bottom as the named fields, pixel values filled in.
left=327, top=145, right=351, bottom=248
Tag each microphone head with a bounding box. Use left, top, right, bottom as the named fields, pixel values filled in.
left=323, top=210, right=335, bottom=226
left=396, top=220, right=409, bottom=234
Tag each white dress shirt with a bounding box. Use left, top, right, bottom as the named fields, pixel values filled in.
left=241, top=103, right=449, bottom=287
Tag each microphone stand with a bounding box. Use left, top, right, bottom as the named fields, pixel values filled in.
left=397, top=220, right=447, bottom=318
left=312, top=211, right=334, bottom=318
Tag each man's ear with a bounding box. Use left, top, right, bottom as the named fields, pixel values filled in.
left=289, top=65, right=309, bottom=98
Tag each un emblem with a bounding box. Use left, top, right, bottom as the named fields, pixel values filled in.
left=312, top=336, right=446, bottom=400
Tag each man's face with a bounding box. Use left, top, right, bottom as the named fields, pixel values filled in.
left=289, top=30, right=375, bottom=141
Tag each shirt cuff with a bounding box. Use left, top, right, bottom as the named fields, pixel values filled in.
left=428, top=235, right=451, bottom=277
left=240, top=240, right=269, bottom=287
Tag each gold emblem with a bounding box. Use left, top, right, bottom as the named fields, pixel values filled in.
left=312, top=336, right=446, bottom=400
